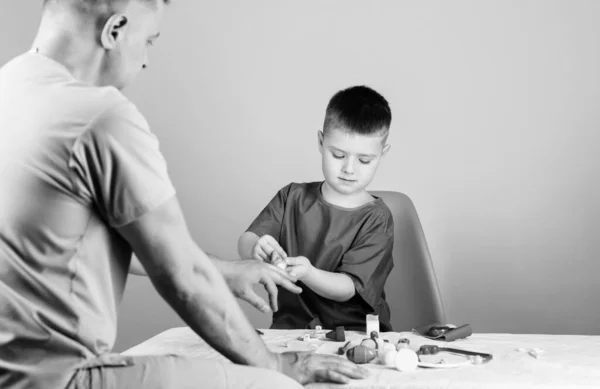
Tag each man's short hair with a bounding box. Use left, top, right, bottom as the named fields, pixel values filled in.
left=43, top=0, right=171, bottom=11
left=323, top=85, right=392, bottom=137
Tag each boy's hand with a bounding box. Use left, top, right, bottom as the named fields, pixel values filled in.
left=284, top=256, right=313, bottom=281
left=253, top=234, right=287, bottom=263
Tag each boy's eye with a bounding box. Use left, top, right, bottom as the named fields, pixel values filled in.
left=332, top=153, right=344, bottom=159
left=359, top=159, right=372, bottom=164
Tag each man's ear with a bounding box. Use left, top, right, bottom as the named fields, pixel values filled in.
left=318, top=130, right=324, bottom=154
left=100, top=14, right=128, bottom=49
left=382, top=143, right=391, bottom=156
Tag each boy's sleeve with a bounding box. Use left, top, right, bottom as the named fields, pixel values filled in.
left=337, top=210, right=395, bottom=309
left=68, top=101, right=176, bottom=228
left=246, top=184, right=292, bottom=239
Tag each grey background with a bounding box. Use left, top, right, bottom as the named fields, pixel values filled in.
left=1, top=1, right=598, bottom=352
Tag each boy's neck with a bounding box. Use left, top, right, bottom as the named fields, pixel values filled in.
left=321, top=181, right=374, bottom=209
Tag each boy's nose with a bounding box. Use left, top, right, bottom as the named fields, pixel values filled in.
left=342, top=161, right=355, bottom=174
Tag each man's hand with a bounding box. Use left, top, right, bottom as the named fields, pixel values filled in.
left=284, top=256, right=314, bottom=281
left=219, top=259, right=301, bottom=313
left=252, top=234, right=287, bottom=262
left=277, top=352, right=369, bottom=385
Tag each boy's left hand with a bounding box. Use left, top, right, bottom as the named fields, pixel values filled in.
left=284, top=256, right=313, bottom=281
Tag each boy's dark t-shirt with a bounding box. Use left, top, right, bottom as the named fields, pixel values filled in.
left=247, top=181, right=394, bottom=331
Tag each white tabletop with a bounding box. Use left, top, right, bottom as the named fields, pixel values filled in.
left=124, top=327, right=600, bottom=388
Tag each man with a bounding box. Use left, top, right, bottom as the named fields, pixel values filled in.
left=0, top=1, right=368, bottom=388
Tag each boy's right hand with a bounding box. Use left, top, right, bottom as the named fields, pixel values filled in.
left=253, top=234, right=287, bottom=263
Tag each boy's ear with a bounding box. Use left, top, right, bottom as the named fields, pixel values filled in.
left=382, top=143, right=391, bottom=156
left=100, top=14, right=128, bottom=50
left=318, top=130, right=324, bottom=154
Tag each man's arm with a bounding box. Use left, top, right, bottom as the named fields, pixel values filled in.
left=118, top=196, right=368, bottom=384
left=118, top=196, right=278, bottom=368
left=128, top=239, right=301, bottom=313
left=129, top=252, right=238, bottom=276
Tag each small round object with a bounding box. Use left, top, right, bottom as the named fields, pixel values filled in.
left=378, top=343, right=396, bottom=362
left=347, top=345, right=378, bottom=364
left=361, top=338, right=378, bottom=349
left=394, top=348, right=419, bottom=372
left=376, top=339, right=396, bottom=358
left=396, top=338, right=410, bottom=350
left=273, top=259, right=287, bottom=269
left=380, top=349, right=398, bottom=366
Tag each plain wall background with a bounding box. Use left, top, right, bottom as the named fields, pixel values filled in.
left=1, top=1, right=599, bottom=352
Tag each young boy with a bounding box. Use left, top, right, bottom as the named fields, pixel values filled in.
left=238, top=85, right=394, bottom=332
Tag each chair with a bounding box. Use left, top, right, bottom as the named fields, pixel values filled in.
left=370, top=191, right=446, bottom=332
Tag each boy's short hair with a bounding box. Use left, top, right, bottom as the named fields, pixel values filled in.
left=323, top=85, right=392, bottom=137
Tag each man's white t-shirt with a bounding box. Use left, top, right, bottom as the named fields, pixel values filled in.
left=0, top=52, right=176, bottom=389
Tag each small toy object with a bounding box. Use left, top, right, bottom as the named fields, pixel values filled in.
left=326, top=326, right=346, bottom=342
left=270, top=251, right=287, bottom=269
left=338, top=341, right=352, bottom=355
left=394, top=348, right=419, bottom=371
left=378, top=342, right=396, bottom=362
left=361, top=338, right=377, bottom=349
left=396, top=338, right=410, bottom=350
left=360, top=330, right=390, bottom=351
left=296, top=325, right=326, bottom=341
left=517, top=347, right=544, bottom=359
left=417, top=345, right=493, bottom=364
left=417, top=324, right=473, bottom=342
left=426, top=325, right=455, bottom=337
left=380, top=345, right=418, bottom=371
left=347, top=345, right=378, bottom=364
left=361, top=330, right=383, bottom=349
left=380, top=348, right=398, bottom=366
left=366, top=314, right=380, bottom=336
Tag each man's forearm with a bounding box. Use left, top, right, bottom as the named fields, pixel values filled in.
left=302, top=269, right=356, bottom=302
left=130, top=253, right=232, bottom=277
left=148, top=243, right=277, bottom=369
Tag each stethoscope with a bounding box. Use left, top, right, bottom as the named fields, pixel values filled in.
left=416, top=344, right=493, bottom=368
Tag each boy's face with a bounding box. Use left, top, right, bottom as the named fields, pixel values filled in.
left=318, top=127, right=390, bottom=197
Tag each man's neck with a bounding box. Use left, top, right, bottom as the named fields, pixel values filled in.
left=31, top=14, right=104, bottom=86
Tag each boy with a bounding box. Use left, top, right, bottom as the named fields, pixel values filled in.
left=238, top=85, right=395, bottom=332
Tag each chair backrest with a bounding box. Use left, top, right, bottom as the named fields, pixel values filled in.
left=370, top=190, right=446, bottom=332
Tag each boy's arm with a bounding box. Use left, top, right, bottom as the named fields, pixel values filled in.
left=286, top=257, right=356, bottom=302
left=238, top=231, right=260, bottom=259
left=238, top=184, right=292, bottom=260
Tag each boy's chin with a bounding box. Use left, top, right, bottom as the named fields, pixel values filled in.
left=328, top=180, right=366, bottom=196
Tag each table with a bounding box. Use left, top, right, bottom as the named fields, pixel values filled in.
left=124, top=327, right=600, bottom=388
